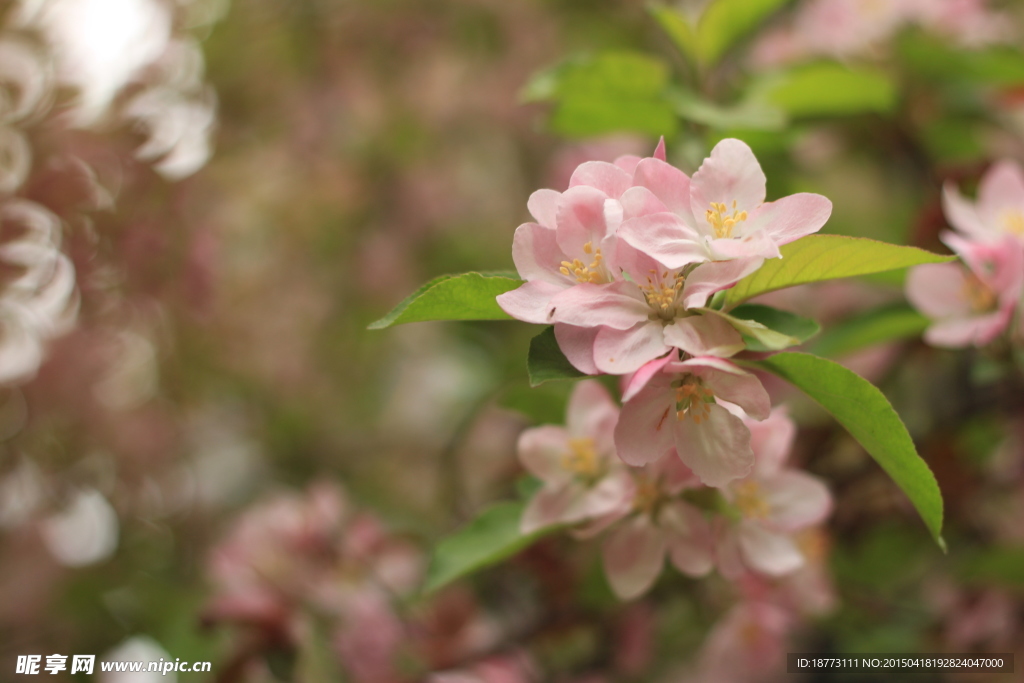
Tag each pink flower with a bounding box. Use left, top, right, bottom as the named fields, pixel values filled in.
left=691, top=601, right=792, bottom=683
left=618, top=138, right=831, bottom=268
left=599, top=457, right=714, bottom=600
left=518, top=380, right=634, bottom=534
left=906, top=235, right=1023, bottom=348
left=614, top=355, right=771, bottom=487
left=547, top=249, right=756, bottom=374
left=943, top=160, right=1024, bottom=246
left=714, top=407, right=832, bottom=578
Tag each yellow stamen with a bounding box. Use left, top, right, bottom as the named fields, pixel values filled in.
left=560, top=437, right=603, bottom=481
left=1002, top=210, right=1024, bottom=236
left=674, top=376, right=715, bottom=424
left=633, top=475, right=661, bottom=516
left=705, top=200, right=748, bottom=239
left=560, top=242, right=606, bottom=284
left=639, top=268, right=684, bottom=320
left=733, top=480, right=771, bottom=521
left=963, top=272, right=996, bottom=312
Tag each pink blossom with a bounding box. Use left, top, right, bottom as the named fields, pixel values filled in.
left=691, top=601, right=793, bottom=683
left=618, top=138, right=832, bottom=267
left=906, top=235, right=1023, bottom=348
left=599, top=457, right=714, bottom=600
left=614, top=354, right=771, bottom=487
left=518, top=380, right=634, bottom=534
left=715, top=407, right=833, bottom=578
left=547, top=249, right=756, bottom=374
left=943, top=160, right=1024, bottom=246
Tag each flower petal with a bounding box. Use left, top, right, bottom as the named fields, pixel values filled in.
left=618, top=212, right=707, bottom=270
left=594, top=322, right=670, bottom=374
left=762, top=471, right=832, bottom=532
left=977, top=160, right=1024, bottom=227
left=621, top=353, right=675, bottom=402
left=496, top=280, right=566, bottom=325
left=748, top=193, right=832, bottom=245
left=748, top=406, right=797, bottom=478
left=602, top=515, right=667, bottom=600
left=677, top=358, right=771, bottom=421
left=906, top=262, right=973, bottom=319
left=511, top=222, right=565, bottom=285
left=548, top=281, right=649, bottom=330
left=633, top=157, right=692, bottom=219
left=663, top=314, right=745, bottom=358
left=554, top=323, right=600, bottom=375
left=680, top=257, right=764, bottom=309
left=569, top=160, right=633, bottom=198
left=942, top=182, right=990, bottom=240
left=527, top=189, right=561, bottom=229
left=517, top=425, right=570, bottom=484
left=660, top=500, right=714, bottom=577
left=614, top=383, right=676, bottom=467
left=566, top=379, right=619, bottom=445
left=707, top=229, right=781, bottom=261
left=690, top=139, right=767, bottom=216
left=738, top=523, right=804, bottom=576
left=555, top=185, right=615, bottom=258
left=673, top=403, right=754, bottom=487
left=619, top=185, right=669, bottom=221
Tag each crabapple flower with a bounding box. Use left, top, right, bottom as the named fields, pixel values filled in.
left=547, top=246, right=755, bottom=374
left=906, top=234, right=1023, bottom=348
left=598, top=456, right=714, bottom=600
left=618, top=138, right=832, bottom=268
left=715, top=407, right=833, bottom=578
left=614, top=354, right=771, bottom=487
left=942, top=160, right=1024, bottom=247
left=689, top=601, right=792, bottom=683
left=518, top=380, right=634, bottom=534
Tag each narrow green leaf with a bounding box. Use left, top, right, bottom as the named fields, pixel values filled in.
left=743, top=352, right=945, bottom=548
left=528, top=326, right=585, bottom=387
left=698, top=308, right=802, bottom=351
left=723, top=235, right=954, bottom=308
left=649, top=4, right=698, bottom=63
left=696, top=0, right=790, bottom=66
left=368, top=272, right=522, bottom=329
left=728, top=303, right=821, bottom=351
left=812, top=304, right=930, bottom=358
left=423, top=501, right=552, bottom=594
left=762, top=62, right=897, bottom=117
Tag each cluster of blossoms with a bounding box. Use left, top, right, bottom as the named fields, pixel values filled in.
left=906, top=160, right=1024, bottom=348
left=752, top=0, right=1012, bottom=67
left=205, top=484, right=530, bottom=683
left=497, top=139, right=836, bottom=662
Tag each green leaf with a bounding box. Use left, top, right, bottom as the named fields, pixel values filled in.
left=528, top=326, right=585, bottom=387
left=722, top=235, right=954, bottom=308
left=743, top=352, right=945, bottom=548
left=649, top=4, right=698, bottom=63
left=545, top=52, right=677, bottom=138
left=650, top=0, right=790, bottom=67
left=811, top=304, right=930, bottom=358
left=899, top=32, right=1024, bottom=86
left=668, top=88, right=787, bottom=131
left=728, top=303, right=821, bottom=351
left=761, top=62, right=897, bottom=117
left=698, top=308, right=802, bottom=351
left=695, top=0, right=791, bottom=66
left=423, top=501, right=552, bottom=594
left=368, top=272, right=522, bottom=329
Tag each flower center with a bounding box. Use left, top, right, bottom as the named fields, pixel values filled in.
left=560, top=241, right=606, bottom=284
left=632, top=474, right=662, bottom=516
left=705, top=200, right=748, bottom=239
left=963, top=272, right=996, bottom=312
left=639, top=268, right=684, bottom=321
left=673, top=375, right=715, bottom=425
left=1002, top=210, right=1024, bottom=236
left=560, top=437, right=603, bottom=481
left=733, top=480, right=770, bottom=520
